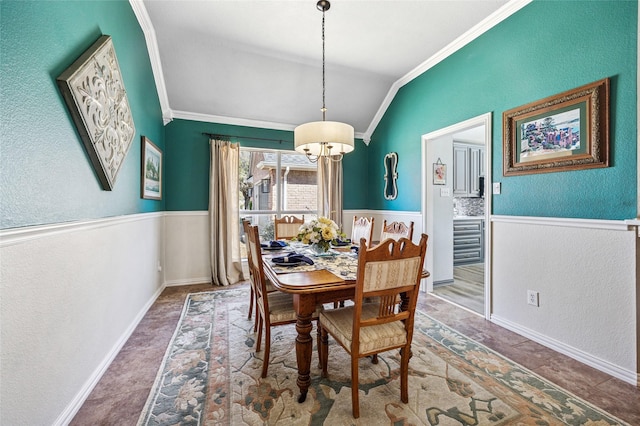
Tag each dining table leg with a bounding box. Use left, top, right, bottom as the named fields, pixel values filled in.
left=293, top=294, right=315, bottom=403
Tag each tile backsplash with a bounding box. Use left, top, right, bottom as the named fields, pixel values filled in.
left=454, top=197, right=485, bottom=216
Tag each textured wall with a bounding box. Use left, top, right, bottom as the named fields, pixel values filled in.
left=0, top=1, right=165, bottom=229
left=163, top=118, right=369, bottom=211
left=1, top=214, right=165, bottom=425
left=0, top=1, right=167, bottom=424
left=491, top=220, right=637, bottom=375
left=370, top=0, right=637, bottom=219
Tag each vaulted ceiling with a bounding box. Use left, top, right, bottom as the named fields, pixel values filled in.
left=134, top=0, right=526, bottom=141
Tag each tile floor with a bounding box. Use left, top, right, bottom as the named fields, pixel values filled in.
left=71, top=282, right=640, bottom=425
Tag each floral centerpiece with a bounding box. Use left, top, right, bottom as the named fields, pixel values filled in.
left=295, top=217, right=344, bottom=253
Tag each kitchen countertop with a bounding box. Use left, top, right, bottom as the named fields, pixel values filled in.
left=453, top=215, right=485, bottom=220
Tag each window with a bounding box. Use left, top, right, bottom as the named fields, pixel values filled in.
left=239, top=149, right=317, bottom=244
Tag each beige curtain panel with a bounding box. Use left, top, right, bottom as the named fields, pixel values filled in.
left=317, top=155, right=344, bottom=229
left=209, top=139, right=245, bottom=286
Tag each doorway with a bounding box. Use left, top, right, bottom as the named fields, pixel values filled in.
left=421, top=113, right=492, bottom=319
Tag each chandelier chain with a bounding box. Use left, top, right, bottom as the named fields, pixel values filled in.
left=294, top=0, right=353, bottom=163
left=321, top=9, right=326, bottom=121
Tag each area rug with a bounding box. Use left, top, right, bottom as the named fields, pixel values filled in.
left=137, top=288, right=628, bottom=425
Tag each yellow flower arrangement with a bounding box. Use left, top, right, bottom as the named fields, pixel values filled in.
left=295, top=217, right=343, bottom=252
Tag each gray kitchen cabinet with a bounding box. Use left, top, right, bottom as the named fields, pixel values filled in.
left=453, top=218, right=484, bottom=265
left=453, top=142, right=484, bottom=197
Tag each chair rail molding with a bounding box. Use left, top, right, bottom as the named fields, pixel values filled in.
left=491, top=215, right=633, bottom=231
left=0, top=212, right=164, bottom=247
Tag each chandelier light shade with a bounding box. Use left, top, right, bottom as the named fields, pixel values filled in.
left=294, top=0, right=354, bottom=162
left=294, top=121, right=354, bottom=157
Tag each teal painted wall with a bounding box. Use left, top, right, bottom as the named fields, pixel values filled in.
left=370, top=0, right=637, bottom=220
left=0, top=1, right=164, bottom=229
left=164, top=119, right=368, bottom=211
left=6, top=1, right=632, bottom=225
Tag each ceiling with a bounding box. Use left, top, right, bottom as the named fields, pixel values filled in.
left=137, top=0, right=523, bottom=141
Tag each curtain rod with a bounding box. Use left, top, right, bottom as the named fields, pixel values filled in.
left=202, top=132, right=290, bottom=144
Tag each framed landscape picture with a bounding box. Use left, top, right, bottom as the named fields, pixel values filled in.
left=141, top=136, right=162, bottom=200
left=503, top=78, right=609, bottom=176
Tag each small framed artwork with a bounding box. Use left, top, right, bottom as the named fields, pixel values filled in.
left=383, top=152, right=398, bottom=200
left=141, top=136, right=162, bottom=200
left=503, top=78, right=609, bottom=176
left=433, top=159, right=446, bottom=185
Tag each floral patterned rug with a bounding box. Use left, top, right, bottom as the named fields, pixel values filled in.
left=137, top=288, right=628, bottom=425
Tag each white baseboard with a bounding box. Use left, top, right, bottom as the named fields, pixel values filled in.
left=54, top=283, right=167, bottom=426
left=491, top=315, right=638, bottom=386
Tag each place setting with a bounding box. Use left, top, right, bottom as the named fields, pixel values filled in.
left=260, top=240, right=289, bottom=252
left=270, top=253, right=314, bottom=268
left=267, top=250, right=318, bottom=274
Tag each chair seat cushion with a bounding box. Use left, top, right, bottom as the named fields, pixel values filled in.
left=320, top=304, right=407, bottom=354
left=267, top=291, right=321, bottom=323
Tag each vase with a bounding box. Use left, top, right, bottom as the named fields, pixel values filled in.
left=310, top=241, right=330, bottom=254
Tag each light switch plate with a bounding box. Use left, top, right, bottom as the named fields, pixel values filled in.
left=440, top=187, right=450, bottom=197
left=493, top=182, right=501, bottom=194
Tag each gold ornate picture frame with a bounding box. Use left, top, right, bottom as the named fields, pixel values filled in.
left=503, top=78, right=609, bottom=176
left=57, top=35, right=135, bottom=190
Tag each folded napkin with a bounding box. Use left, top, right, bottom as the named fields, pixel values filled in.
left=271, top=254, right=314, bottom=265
left=261, top=240, right=288, bottom=248
left=332, top=239, right=351, bottom=247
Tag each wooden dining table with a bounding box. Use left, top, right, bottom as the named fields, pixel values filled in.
left=261, top=245, right=429, bottom=403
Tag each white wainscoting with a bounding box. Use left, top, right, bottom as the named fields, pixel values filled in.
left=490, top=215, right=638, bottom=386
left=164, top=211, right=212, bottom=286
left=0, top=213, right=165, bottom=426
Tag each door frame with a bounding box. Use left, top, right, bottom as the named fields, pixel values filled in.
left=421, top=112, right=492, bottom=319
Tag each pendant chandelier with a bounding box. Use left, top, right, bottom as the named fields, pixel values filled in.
left=294, top=0, right=354, bottom=163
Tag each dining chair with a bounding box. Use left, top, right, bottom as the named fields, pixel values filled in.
left=369, top=219, right=414, bottom=362
left=274, top=215, right=304, bottom=240
left=380, top=220, right=414, bottom=242
left=351, top=216, right=374, bottom=245
left=245, top=223, right=323, bottom=378
left=242, top=219, right=255, bottom=320
left=318, top=234, right=428, bottom=418
left=243, top=219, right=278, bottom=334
left=332, top=216, right=375, bottom=310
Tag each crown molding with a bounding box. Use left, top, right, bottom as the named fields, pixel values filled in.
left=172, top=110, right=296, bottom=132
left=129, top=0, right=173, bottom=125
left=171, top=110, right=366, bottom=141
left=364, top=0, right=533, bottom=142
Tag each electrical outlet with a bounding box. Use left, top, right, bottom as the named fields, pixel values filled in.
left=527, top=290, right=539, bottom=306
left=157, top=261, right=162, bottom=272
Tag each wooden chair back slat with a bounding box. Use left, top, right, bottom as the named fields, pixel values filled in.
left=380, top=220, right=414, bottom=242
left=351, top=216, right=374, bottom=245
left=274, top=215, right=304, bottom=240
